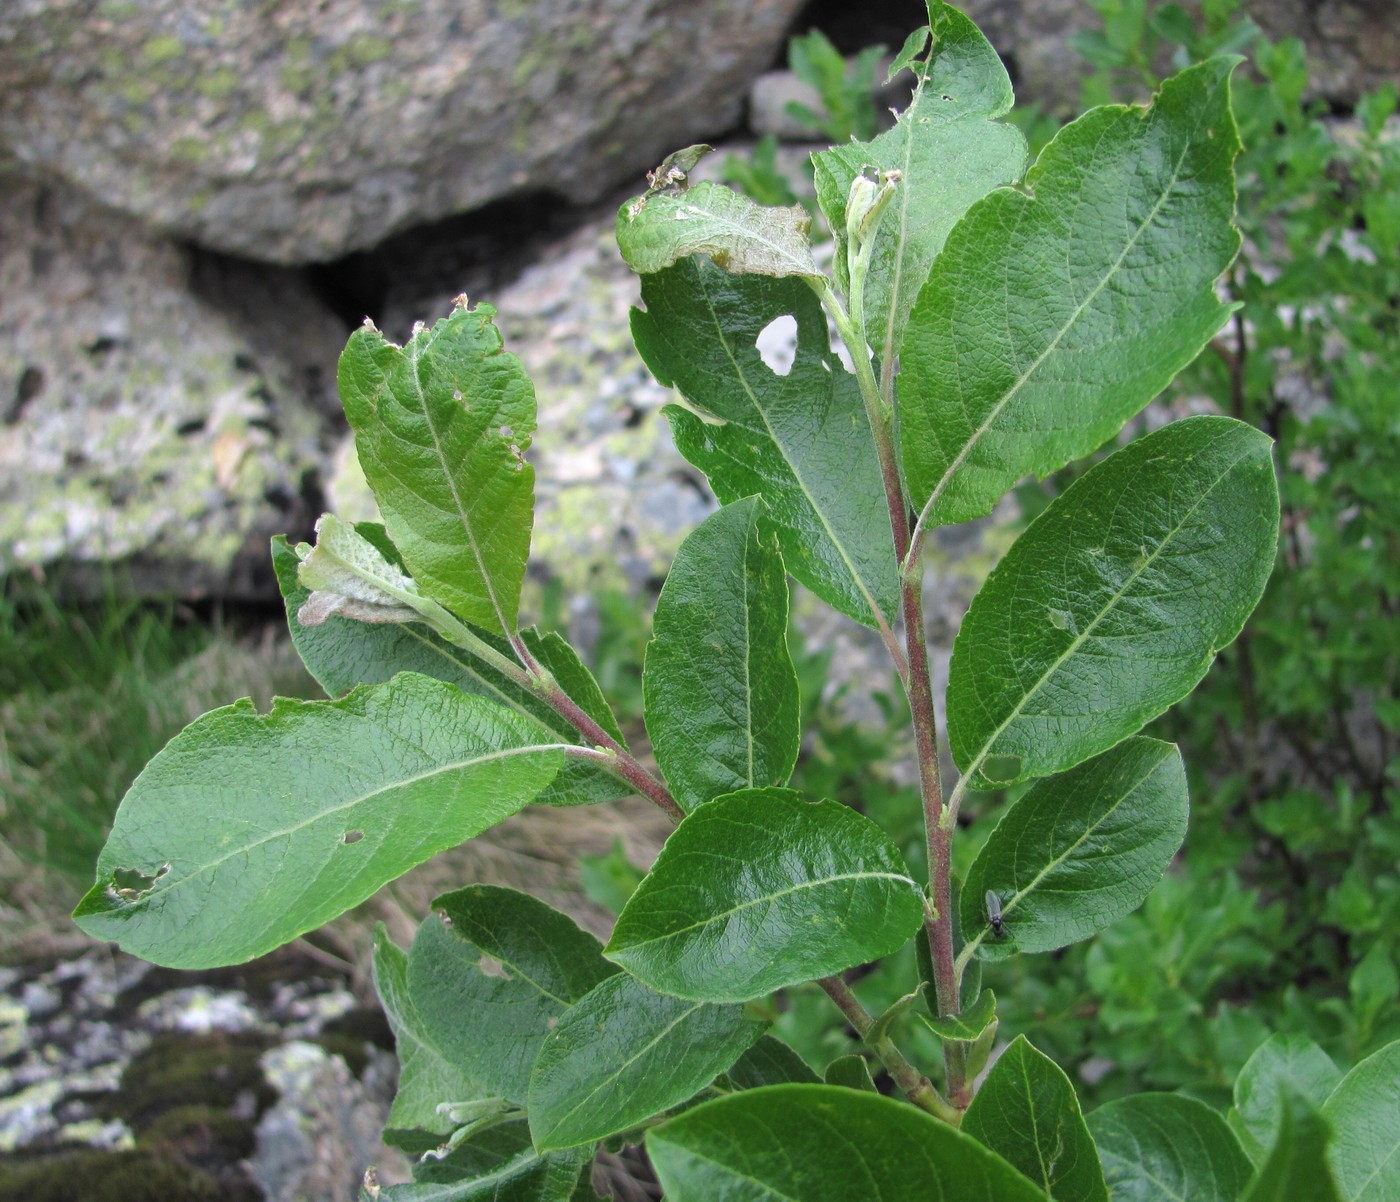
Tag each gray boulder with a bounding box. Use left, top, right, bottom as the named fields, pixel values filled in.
left=0, top=172, right=343, bottom=598
left=0, top=0, right=804, bottom=264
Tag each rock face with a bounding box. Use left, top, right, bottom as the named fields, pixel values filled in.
left=0, top=0, right=803, bottom=264
left=0, top=173, right=342, bottom=598
left=957, top=0, right=1399, bottom=115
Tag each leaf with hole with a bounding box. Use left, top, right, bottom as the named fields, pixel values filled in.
left=632, top=258, right=897, bottom=628
left=73, top=674, right=565, bottom=967
left=605, top=788, right=924, bottom=1002
left=948, top=416, right=1278, bottom=789
left=643, top=498, right=800, bottom=811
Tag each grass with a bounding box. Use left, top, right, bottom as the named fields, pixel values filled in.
left=0, top=579, right=318, bottom=948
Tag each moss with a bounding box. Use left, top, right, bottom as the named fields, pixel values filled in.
left=137, top=1103, right=257, bottom=1164
left=121, top=80, right=155, bottom=107
left=0, top=1148, right=234, bottom=1202
left=195, top=67, right=239, bottom=102
left=142, top=36, right=184, bottom=64
left=345, top=34, right=393, bottom=68
left=169, top=138, right=211, bottom=165
left=98, top=1031, right=274, bottom=1133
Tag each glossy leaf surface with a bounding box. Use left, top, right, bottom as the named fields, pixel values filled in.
left=381, top=1120, right=588, bottom=1201
left=1242, top=1094, right=1341, bottom=1202
left=901, top=58, right=1241, bottom=529
left=812, top=3, right=1026, bottom=365
left=643, top=498, right=800, bottom=811
left=725, top=1036, right=820, bottom=1090
left=1088, top=1093, right=1252, bottom=1202
left=407, top=886, right=618, bottom=1105
left=73, top=674, right=564, bottom=967
left=273, top=538, right=623, bottom=809
left=948, top=416, right=1278, bottom=788
left=961, top=740, right=1188, bottom=960
left=338, top=303, right=535, bottom=633
left=528, top=972, right=765, bottom=1151
left=633, top=259, right=897, bottom=627
left=606, top=788, right=924, bottom=1002
left=1321, top=1039, right=1400, bottom=1201
left=648, top=1085, right=1050, bottom=1201
left=373, top=926, right=482, bottom=1139
left=1233, top=1034, right=1342, bottom=1162
left=617, top=181, right=819, bottom=280
left=963, top=1036, right=1108, bottom=1202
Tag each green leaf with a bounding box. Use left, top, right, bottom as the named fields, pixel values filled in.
left=824, top=1054, right=878, bottom=1093
left=643, top=498, right=800, bottom=811
left=1242, top=1093, right=1341, bottom=1202
left=963, top=1035, right=1108, bottom=1202
left=648, top=1085, right=1052, bottom=1201
left=382, top=1120, right=589, bottom=1201
left=1321, top=1039, right=1400, bottom=1201
left=605, top=788, right=924, bottom=1002
left=900, top=57, right=1242, bottom=529
left=372, top=925, right=483, bottom=1139
left=725, top=1036, right=820, bottom=1090
left=617, top=180, right=819, bottom=280
left=272, top=538, right=624, bottom=809
left=960, top=740, right=1188, bottom=961
left=338, top=302, right=535, bottom=633
left=948, top=416, right=1279, bottom=788
left=1088, top=1093, right=1253, bottom=1202
left=527, top=972, right=765, bottom=1151
left=920, top=988, right=997, bottom=1042
left=1233, top=1034, right=1342, bottom=1162
left=72, top=674, right=565, bottom=967
left=406, top=886, right=619, bottom=1106
left=813, top=4, right=1026, bottom=367
left=633, top=259, right=897, bottom=628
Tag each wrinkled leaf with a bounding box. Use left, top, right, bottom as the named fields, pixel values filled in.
left=1088, top=1093, right=1252, bottom=1202
left=633, top=259, right=897, bottom=627
left=648, top=1085, right=1050, bottom=1201
left=373, top=926, right=483, bottom=1140
left=1233, top=1034, right=1342, bottom=1162
left=606, top=788, right=924, bottom=1002
left=901, top=57, right=1241, bottom=530
left=272, top=537, right=623, bottom=809
left=382, top=1119, right=589, bottom=1201
left=961, top=740, right=1188, bottom=960
left=643, top=498, right=800, bottom=811
left=813, top=3, right=1026, bottom=365
left=963, top=1036, right=1108, bottom=1202
left=406, top=886, right=619, bottom=1105
left=618, top=180, right=819, bottom=280
left=528, top=972, right=765, bottom=1151
left=338, top=303, right=535, bottom=633
left=1321, top=1039, right=1400, bottom=1201
left=1242, top=1093, right=1341, bottom=1202
left=73, top=674, right=565, bottom=967
left=948, top=416, right=1278, bottom=788
left=296, top=512, right=436, bottom=627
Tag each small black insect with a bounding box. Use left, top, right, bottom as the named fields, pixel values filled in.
left=985, top=890, right=1005, bottom=939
